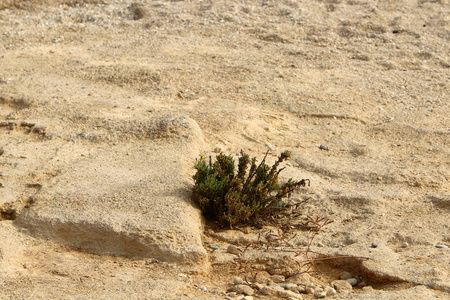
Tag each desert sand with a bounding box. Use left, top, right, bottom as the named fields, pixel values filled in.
left=0, top=0, right=448, bottom=299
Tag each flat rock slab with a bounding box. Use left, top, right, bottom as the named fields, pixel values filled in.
left=15, top=117, right=207, bottom=264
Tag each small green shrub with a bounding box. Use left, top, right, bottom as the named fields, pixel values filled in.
left=192, top=151, right=310, bottom=228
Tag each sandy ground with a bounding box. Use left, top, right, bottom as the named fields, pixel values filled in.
left=0, top=0, right=449, bottom=299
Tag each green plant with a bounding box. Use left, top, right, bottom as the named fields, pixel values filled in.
left=192, top=151, right=310, bottom=228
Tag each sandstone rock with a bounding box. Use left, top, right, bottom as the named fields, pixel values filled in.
left=15, top=118, right=207, bottom=264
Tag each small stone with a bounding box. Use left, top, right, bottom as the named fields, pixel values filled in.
left=234, top=285, right=254, bottom=296
left=209, top=245, right=219, bottom=250
left=213, top=147, right=222, bottom=153
left=370, top=243, right=378, bottom=248
left=339, top=271, right=352, bottom=280
left=400, top=242, right=409, bottom=248
left=227, top=245, right=241, bottom=255
left=234, top=276, right=244, bottom=285
left=286, top=273, right=313, bottom=285
left=319, top=145, right=329, bottom=150
left=361, top=286, right=374, bottom=292
left=347, top=278, right=358, bottom=286
left=257, top=286, right=270, bottom=295
left=266, top=279, right=275, bottom=286
left=314, top=289, right=326, bottom=298
left=281, top=283, right=299, bottom=292
left=267, top=285, right=285, bottom=292
left=253, top=283, right=265, bottom=291
left=332, top=280, right=353, bottom=291
left=435, top=244, right=448, bottom=249
left=271, top=275, right=286, bottom=283
left=276, top=289, right=303, bottom=299
left=199, top=285, right=207, bottom=292
left=261, top=285, right=301, bottom=298
left=325, top=286, right=337, bottom=296
left=297, top=285, right=306, bottom=293
left=265, top=142, right=276, bottom=151
left=254, top=271, right=271, bottom=284
left=251, top=264, right=266, bottom=271
left=244, top=296, right=254, bottom=300
left=305, top=286, right=315, bottom=294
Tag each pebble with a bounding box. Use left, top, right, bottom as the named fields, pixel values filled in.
left=325, top=286, right=337, bottom=296
left=347, top=278, right=358, bottom=286
left=233, top=276, right=244, bottom=285
left=254, top=271, right=271, bottom=284
left=251, top=264, right=266, bottom=271
left=267, top=285, right=285, bottom=292
left=277, top=289, right=303, bottom=299
left=435, top=244, right=448, bottom=249
left=362, top=286, right=374, bottom=292
left=209, top=245, right=219, bottom=250
left=305, top=286, right=315, bottom=294
left=339, top=271, right=352, bottom=280
left=199, top=285, right=207, bottom=292
left=314, top=289, right=327, bottom=298
left=257, top=286, right=269, bottom=295
left=227, top=245, right=241, bottom=255
left=236, top=296, right=253, bottom=300
left=400, top=242, right=409, bottom=248
left=332, top=280, right=353, bottom=291
left=286, top=273, right=313, bottom=285
left=319, top=145, right=329, bottom=150
left=233, top=285, right=254, bottom=296
left=265, top=142, right=276, bottom=151
left=253, top=283, right=265, bottom=291
left=297, top=285, right=306, bottom=293
left=280, top=283, right=298, bottom=291
left=370, top=243, right=378, bottom=248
